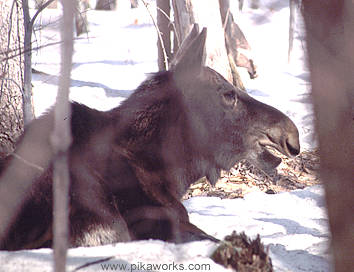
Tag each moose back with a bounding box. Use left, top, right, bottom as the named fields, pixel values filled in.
left=0, top=25, right=300, bottom=250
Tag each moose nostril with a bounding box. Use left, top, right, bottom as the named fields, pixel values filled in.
left=286, top=137, right=300, bottom=156
left=283, top=117, right=300, bottom=156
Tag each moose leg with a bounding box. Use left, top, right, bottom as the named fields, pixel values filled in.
left=120, top=154, right=218, bottom=243
left=123, top=199, right=218, bottom=243
left=69, top=206, right=131, bottom=247
left=167, top=200, right=219, bottom=243
left=0, top=194, right=53, bottom=250
left=174, top=221, right=219, bottom=243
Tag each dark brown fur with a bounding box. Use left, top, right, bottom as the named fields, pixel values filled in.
left=0, top=25, right=300, bottom=250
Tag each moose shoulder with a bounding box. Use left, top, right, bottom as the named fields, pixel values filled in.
left=0, top=24, right=300, bottom=250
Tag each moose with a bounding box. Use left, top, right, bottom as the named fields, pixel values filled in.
left=0, top=24, right=300, bottom=250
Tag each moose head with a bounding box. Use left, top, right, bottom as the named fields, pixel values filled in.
left=163, top=24, right=300, bottom=194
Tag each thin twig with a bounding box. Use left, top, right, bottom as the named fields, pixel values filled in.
left=0, top=77, right=25, bottom=123
left=156, top=6, right=180, bottom=47
left=30, top=0, right=57, bottom=28
left=222, top=7, right=231, bottom=30
left=0, top=36, right=92, bottom=63
left=12, top=153, right=44, bottom=172
left=72, top=256, right=115, bottom=272
left=0, top=78, right=23, bottom=126
left=140, top=0, right=169, bottom=70
left=0, top=77, right=24, bottom=96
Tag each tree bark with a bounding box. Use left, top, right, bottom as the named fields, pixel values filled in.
left=0, top=0, right=24, bottom=156
left=171, top=0, right=195, bottom=46
left=302, top=1, right=354, bottom=271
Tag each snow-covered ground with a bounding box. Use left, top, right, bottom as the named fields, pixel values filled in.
left=0, top=1, right=332, bottom=271
left=0, top=186, right=331, bottom=272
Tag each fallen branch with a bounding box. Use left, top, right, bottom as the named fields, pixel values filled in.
left=73, top=256, right=115, bottom=272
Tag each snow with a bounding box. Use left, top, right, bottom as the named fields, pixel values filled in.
left=0, top=1, right=332, bottom=271
left=185, top=185, right=331, bottom=271
left=0, top=186, right=331, bottom=272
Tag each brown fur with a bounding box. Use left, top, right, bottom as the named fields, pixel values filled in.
left=0, top=25, right=300, bottom=250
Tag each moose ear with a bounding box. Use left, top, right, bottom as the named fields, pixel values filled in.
left=169, top=24, right=199, bottom=68
left=171, top=25, right=207, bottom=76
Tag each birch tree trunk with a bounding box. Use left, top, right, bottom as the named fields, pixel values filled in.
left=302, top=1, right=354, bottom=271
left=0, top=0, right=24, bottom=156
left=75, top=0, right=89, bottom=36
left=219, top=0, right=248, bottom=89
left=171, top=0, right=194, bottom=47
left=96, top=0, right=116, bottom=10
left=172, top=0, right=247, bottom=88
left=130, top=0, right=138, bottom=8
left=35, top=0, right=58, bottom=9
left=173, top=0, right=232, bottom=83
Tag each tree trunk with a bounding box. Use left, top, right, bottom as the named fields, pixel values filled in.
left=96, top=0, right=116, bottom=10
left=219, top=0, right=247, bottom=89
left=75, top=0, right=89, bottom=36
left=156, top=0, right=171, bottom=71
left=302, top=1, right=354, bottom=271
left=130, top=0, right=138, bottom=8
left=250, top=0, right=259, bottom=9
left=0, top=0, right=24, bottom=156
left=288, top=0, right=295, bottom=63
left=22, top=0, right=35, bottom=126
left=35, top=0, right=58, bottom=9
left=171, top=0, right=195, bottom=47
left=219, top=0, right=257, bottom=84
left=172, top=0, right=233, bottom=83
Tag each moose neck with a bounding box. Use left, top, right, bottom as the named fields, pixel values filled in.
left=112, top=71, right=220, bottom=199
left=161, top=120, right=222, bottom=198
left=112, top=72, right=181, bottom=173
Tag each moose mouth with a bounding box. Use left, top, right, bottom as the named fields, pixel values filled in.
left=260, top=137, right=300, bottom=159
left=251, top=133, right=300, bottom=174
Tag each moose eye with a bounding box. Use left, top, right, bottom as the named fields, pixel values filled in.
left=222, top=91, right=237, bottom=106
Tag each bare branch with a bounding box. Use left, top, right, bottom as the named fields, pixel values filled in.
left=30, top=0, right=57, bottom=28
left=0, top=36, right=91, bottom=63
left=156, top=6, right=180, bottom=47
left=73, top=256, right=115, bottom=272
left=12, top=153, right=44, bottom=172
left=222, top=7, right=230, bottom=30
left=141, top=0, right=169, bottom=70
